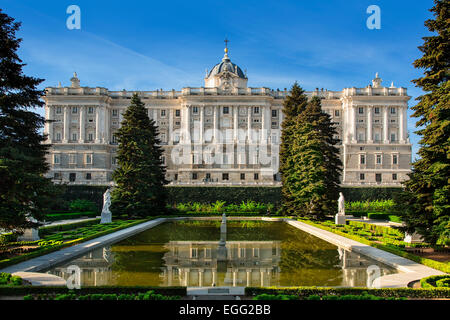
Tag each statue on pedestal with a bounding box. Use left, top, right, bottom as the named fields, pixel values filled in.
left=100, top=187, right=112, bottom=224
left=335, top=192, right=346, bottom=225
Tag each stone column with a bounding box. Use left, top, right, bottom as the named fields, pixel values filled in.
left=184, top=269, right=189, bottom=287
left=169, top=108, right=173, bottom=145
left=213, top=105, right=218, bottom=142
left=199, top=106, right=204, bottom=144
left=79, top=106, right=85, bottom=143
left=260, top=269, right=264, bottom=287
left=186, top=106, right=191, bottom=143
left=247, top=106, right=252, bottom=143
left=212, top=270, right=217, bottom=286
left=232, top=270, right=237, bottom=287
left=383, top=106, right=389, bottom=143
left=95, top=106, right=102, bottom=143
left=44, top=105, right=52, bottom=143
left=63, top=106, right=69, bottom=143
left=246, top=270, right=251, bottom=287
left=399, top=106, right=405, bottom=143
left=261, top=106, right=266, bottom=143
left=233, top=106, right=238, bottom=142
left=367, top=106, right=373, bottom=143
left=351, top=105, right=357, bottom=143
left=199, top=269, right=203, bottom=287
left=104, top=107, right=110, bottom=143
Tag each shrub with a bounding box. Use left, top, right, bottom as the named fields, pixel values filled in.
left=421, top=275, right=450, bottom=288
left=69, top=199, right=97, bottom=212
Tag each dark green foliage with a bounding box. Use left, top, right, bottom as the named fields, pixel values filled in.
left=0, top=272, right=22, bottom=286
left=44, top=211, right=98, bottom=222
left=0, top=10, right=59, bottom=231
left=68, top=199, right=97, bottom=212
left=111, top=94, right=168, bottom=217
left=279, top=83, right=309, bottom=213
left=281, top=91, right=342, bottom=218
left=395, top=0, right=450, bottom=245
left=246, top=287, right=450, bottom=299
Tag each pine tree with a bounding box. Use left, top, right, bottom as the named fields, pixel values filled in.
left=288, top=97, right=342, bottom=218
left=279, top=83, right=309, bottom=214
left=0, top=10, right=56, bottom=231
left=110, top=93, right=168, bottom=217
left=396, top=0, right=449, bottom=244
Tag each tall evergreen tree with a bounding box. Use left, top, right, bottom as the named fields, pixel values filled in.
left=287, top=97, right=342, bottom=218
left=110, top=93, right=168, bottom=217
left=395, top=0, right=449, bottom=244
left=279, top=83, right=309, bottom=214
left=0, top=10, right=56, bottom=231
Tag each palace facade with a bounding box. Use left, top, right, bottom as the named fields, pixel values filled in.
left=43, top=47, right=412, bottom=186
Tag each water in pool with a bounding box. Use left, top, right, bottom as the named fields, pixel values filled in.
left=44, top=220, right=396, bottom=287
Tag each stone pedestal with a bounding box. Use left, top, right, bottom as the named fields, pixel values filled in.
left=100, top=210, right=112, bottom=224
left=335, top=214, right=346, bottom=225
left=17, top=228, right=40, bottom=241
left=404, top=232, right=424, bottom=244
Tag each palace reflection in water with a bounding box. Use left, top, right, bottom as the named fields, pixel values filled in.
left=46, top=239, right=394, bottom=287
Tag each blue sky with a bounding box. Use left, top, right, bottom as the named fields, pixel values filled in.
left=2, top=0, right=436, bottom=158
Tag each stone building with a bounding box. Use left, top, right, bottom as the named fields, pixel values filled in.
left=43, top=46, right=412, bottom=186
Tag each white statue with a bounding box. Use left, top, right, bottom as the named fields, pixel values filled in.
left=338, top=192, right=345, bottom=216
left=100, top=187, right=112, bottom=224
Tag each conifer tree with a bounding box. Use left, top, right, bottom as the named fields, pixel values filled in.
left=288, top=97, right=342, bottom=218
left=279, top=83, right=309, bottom=214
left=110, top=93, right=168, bottom=217
left=0, top=10, right=56, bottom=231
left=396, top=0, right=449, bottom=244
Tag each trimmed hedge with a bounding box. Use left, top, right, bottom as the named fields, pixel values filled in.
left=298, top=219, right=450, bottom=273
left=44, top=211, right=99, bottom=222
left=0, top=219, right=150, bottom=269
left=0, top=285, right=186, bottom=297
left=421, top=275, right=450, bottom=288
left=39, top=219, right=101, bottom=237
left=59, top=185, right=403, bottom=209
left=245, top=287, right=450, bottom=299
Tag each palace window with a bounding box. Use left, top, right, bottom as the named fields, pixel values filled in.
left=54, top=172, right=62, bottom=180
left=391, top=133, right=396, bottom=142
left=360, top=173, right=365, bottom=180
left=175, top=109, right=181, bottom=117
left=360, top=154, right=366, bottom=165
left=392, top=173, right=397, bottom=180
left=253, top=248, right=260, bottom=258
left=88, top=133, right=94, bottom=141
left=254, top=173, right=259, bottom=180
left=272, top=109, right=277, bottom=117
left=222, top=173, right=229, bottom=181
left=68, top=154, right=76, bottom=164
left=253, top=106, right=260, bottom=114
left=88, top=107, right=94, bottom=114
left=53, top=154, right=60, bottom=164
left=72, top=107, right=78, bottom=114
left=192, top=107, right=198, bottom=114
left=56, top=132, right=61, bottom=141
left=390, top=107, right=396, bottom=114
left=86, top=173, right=91, bottom=180
left=358, top=107, right=364, bottom=114
left=374, top=107, right=380, bottom=114
left=376, top=154, right=382, bottom=164
left=69, top=173, right=76, bottom=182
left=392, top=154, right=398, bottom=165
left=240, top=173, right=245, bottom=180
left=375, top=173, right=382, bottom=182
left=112, top=109, right=118, bottom=117
left=192, top=173, right=198, bottom=180
left=161, top=109, right=166, bottom=117
left=223, top=106, right=229, bottom=114
left=85, top=154, right=92, bottom=165
left=72, top=133, right=77, bottom=141
left=56, top=106, right=62, bottom=114
left=205, top=173, right=211, bottom=180
left=334, top=110, right=340, bottom=117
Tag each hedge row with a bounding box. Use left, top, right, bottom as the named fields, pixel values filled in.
left=298, top=219, right=450, bottom=273
left=420, top=275, right=450, bottom=288
left=44, top=211, right=99, bottom=222
left=0, top=285, right=186, bottom=297
left=0, top=219, right=150, bottom=269
left=39, top=219, right=101, bottom=237
left=58, top=185, right=403, bottom=209
left=245, top=287, right=450, bottom=299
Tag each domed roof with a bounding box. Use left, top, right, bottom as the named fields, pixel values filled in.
left=207, top=50, right=246, bottom=79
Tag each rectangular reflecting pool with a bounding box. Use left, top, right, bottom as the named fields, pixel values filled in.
left=44, top=220, right=397, bottom=287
